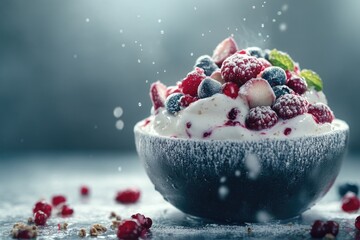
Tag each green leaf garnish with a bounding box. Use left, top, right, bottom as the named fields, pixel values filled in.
left=300, top=69, right=323, bottom=91
left=268, top=49, right=295, bottom=71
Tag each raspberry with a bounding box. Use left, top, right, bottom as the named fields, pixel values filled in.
left=341, top=193, right=360, bottom=212
left=115, top=188, right=140, bottom=204
left=61, top=205, right=74, bottom=217
left=324, top=221, right=339, bottom=237
left=287, top=76, right=308, bottom=94
left=272, top=94, right=309, bottom=119
left=33, top=200, right=52, bottom=218
left=180, top=67, right=206, bottom=97
left=308, top=103, right=334, bottom=124
left=222, top=82, right=239, bottom=99
left=180, top=95, right=198, bottom=108
left=245, top=106, right=278, bottom=130
left=80, top=186, right=90, bottom=196
left=52, top=195, right=66, bottom=207
left=131, top=213, right=153, bottom=229
left=221, top=54, right=263, bottom=85
left=310, top=220, right=326, bottom=238
left=34, top=211, right=47, bottom=226
left=117, top=220, right=142, bottom=239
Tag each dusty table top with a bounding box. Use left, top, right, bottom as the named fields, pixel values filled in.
left=0, top=152, right=360, bottom=239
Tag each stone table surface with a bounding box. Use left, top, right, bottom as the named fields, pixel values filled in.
left=0, top=152, right=360, bottom=240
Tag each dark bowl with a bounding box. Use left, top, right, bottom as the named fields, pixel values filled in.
left=134, top=120, right=349, bottom=222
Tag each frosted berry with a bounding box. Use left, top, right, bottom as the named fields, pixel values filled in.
left=341, top=193, right=360, bottom=212
left=212, top=37, right=238, bottom=67
left=150, top=81, right=167, bottom=111
left=222, top=82, right=239, bottom=99
left=115, top=188, right=141, bottom=204
left=34, top=211, right=47, bottom=226
left=324, top=221, right=339, bottom=236
left=310, top=220, right=326, bottom=238
left=355, top=216, right=360, bottom=230
left=272, top=85, right=294, bottom=99
left=227, top=108, right=239, bottom=120
left=287, top=76, right=308, bottom=94
left=117, top=220, right=142, bottom=239
left=166, top=86, right=181, bottom=97
left=197, top=78, right=222, bottom=99
left=261, top=66, right=287, bottom=87
left=308, top=103, right=334, bottom=124
left=246, top=47, right=263, bottom=58
left=165, top=93, right=184, bottom=114
left=221, top=54, right=263, bottom=85
left=180, top=67, right=206, bottom=97
left=131, top=213, right=153, bottom=229
left=80, top=186, right=90, bottom=196
left=61, top=205, right=74, bottom=217
left=338, top=183, right=359, bottom=197
left=180, top=95, right=198, bottom=108
left=194, top=55, right=219, bottom=76
left=272, top=94, right=309, bottom=119
left=52, top=195, right=66, bottom=207
left=246, top=106, right=278, bottom=130
left=33, top=200, right=52, bottom=218
left=258, top=58, right=272, bottom=70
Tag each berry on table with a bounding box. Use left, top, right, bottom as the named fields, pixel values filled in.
left=80, top=186, right=90, bottom=196
left=33, top=200, right=52, bottom=218
left=341, top=193, right=360, bottom=212
left=287, top=76, right=308, bottom=95
left=34, top=211, right=47, bottom=226
left=308, top=103, right=334, bottom=124
left=180, top=67, right=206, bottom=97
left=52, top=195, right=66, bottom=207
left=61, top=205, right=74, bottom=217
left=194, top=55, right=219, bottom=76
left=165, top=93, right=184, bottom=114
left=238, top=78, right=276, bottom=108
left=261, top=66, right=287, bottom=87
left=310, top=220, right=326, bottom=238
left=221, top=54, right=263, bottom=85
left=338, top=183, right=359, bottom=197
left=131, top=213, right=153, bottom=229
left=222, top=82, right=239, bottom=99
left=272, top=85, right=294, bottom=99
left=245, top=106, right=278, bottom=130
left=115, top=188, right=141, bottom=204
left=324, top=221, right=339, bottom=237
left=212, top=37, right=238, bottom=67
left=272, top=94, right=309, bottom=119
left=197, top=78, right=222, bottom=99
left=117, top=220, right=142, bottom=239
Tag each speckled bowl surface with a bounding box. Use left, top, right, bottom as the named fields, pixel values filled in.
left=134, top=120, right=349, bottom=222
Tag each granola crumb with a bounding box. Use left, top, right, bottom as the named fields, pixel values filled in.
left=116, top=215, right=122, bottom=221
left=90, top=224, right=107, bottom=236
left=58, top=222, right=68, bottom=230
left=27, top=218, right=34, bottom=225
left=111, top=220, right=121, bottom=230
left=78, top=228, right=86, bottom=238
left=324, top=233, right=335, bottom=240
left=247, top=227, right=252, bottom=234
left=11, top=222, right=37, bottom=239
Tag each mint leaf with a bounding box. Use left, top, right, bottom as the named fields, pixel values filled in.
left=300, top=69, right=323, bottom=91
left=268, top=49, right=295, bottom=71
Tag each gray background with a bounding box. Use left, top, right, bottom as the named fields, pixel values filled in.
left=0, top=0, right=359, bottom=152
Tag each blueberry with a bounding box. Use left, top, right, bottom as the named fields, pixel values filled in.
left=246, top=47, right=263, bottom=58
left=338, top=183, right=359, bottom=197
left=197, top=78, right=222, bottom=99
left=194, top=55, right=219, bottom=76
left=272, top=85, right=293, bottom=99
left=261, top=66, right=286, bottom=86
left=165, top=93, right=184, bottom=114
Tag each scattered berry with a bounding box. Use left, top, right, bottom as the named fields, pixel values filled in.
left=117, top=220, right=142, bottom=239
left=355, top=216, right=360, bottom=230
left=287, top=76, right=308, bottom=94
left=52, top=195, right=66, bottom=207
left=131, top=213, right=153, bottom=229
left=61, top=205, right=74, bottom=217
left=341, top=193, right=360, bottom=212
left=80, top=186, right=90, bottom=196
left=324, top=221, right=339, bottom=237
left=272, top=94, right=309, bottom=119
left=308, top=103, right=334, bottom=124
left=180, top=67, right=206, bottom=97
left=210, top=69, right=225, bottom=84
left=180, top=95, right=198, bottom=108
left=238, top=78, right=276, bottom=108
left=11, top=223, right=37, bottom=239
left=150, top=81, right=167, bottom=111
left=197, top=78, right=222, bottom=99
left=212, top=37, right=238, bottom=67
left=34, top=211, right=47, bottom=226
left=194, top=55, right=219, bottom=76
left=261, top=66, right=287, bottom=87
left=221, top=54, right=263, bottom=85
left=246, top=47, right=263, bottom=58
left=272, top=85, right=294, bottom=99
left=310, top=220, right=327, bottom=238
left=338, top=183, right=359, bottom=197
left=245, top=106, right=278, bottom=130
left=115, top=188, right=141, bottom=204
left=165, top=93, right=184, bottom=114
left=222, top=82, right=239, bottom=99
left=33, top=200, right=52, bottom=218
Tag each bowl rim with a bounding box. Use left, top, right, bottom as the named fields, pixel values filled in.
left=134, top=118, right=349, bottom=144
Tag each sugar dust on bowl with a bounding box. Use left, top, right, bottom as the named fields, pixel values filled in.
left=135, top=125, right=349, bottom=222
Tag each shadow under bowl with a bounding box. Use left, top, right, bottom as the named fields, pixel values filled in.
left=134, top=120, right=349, bottom=222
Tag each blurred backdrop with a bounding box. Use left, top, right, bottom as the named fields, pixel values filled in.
left=0, top=0, right=359, bottom=152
